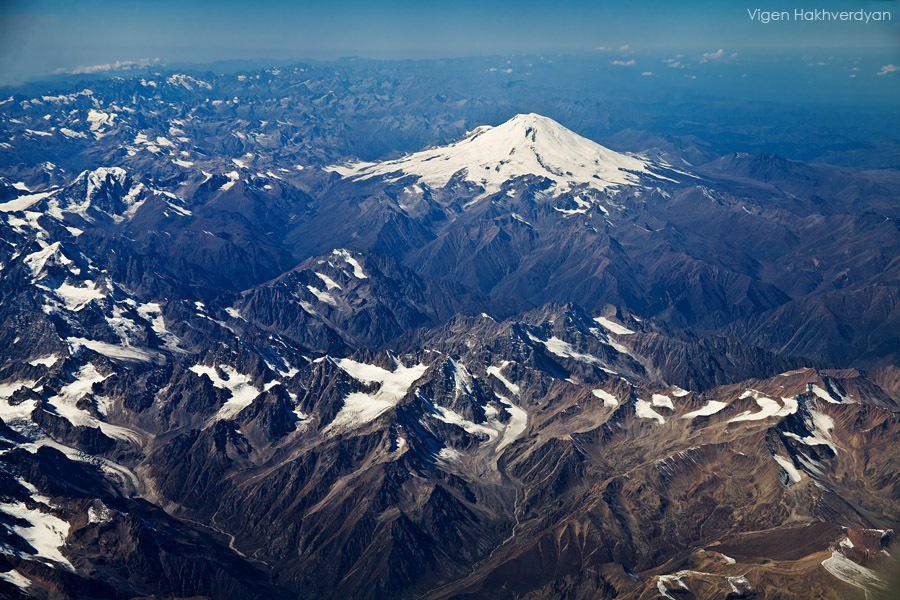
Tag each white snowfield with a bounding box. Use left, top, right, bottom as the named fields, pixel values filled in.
left=657, top=570, right=752, bottom=599
left=791, top=408, right=838, bottom=453
left=810, top=383, right=854, bottom=404
left=53, top=281, right=106, bottom=311
left=306, top=284, right=337, bottom=306
left=821, top=549, right=885, bottom=590
left=189, top=364, right=264, bottom=421
left=591, top=388, right=619, bottom=408
left=594, top=316, right=635, bottom=336
left=772, top=454, right=802, bottom=483
left=635, top=399, right=666, bottom=424
left=68, top=337, right=160, bottom=363
left=651, top=394, right=674, bottom=410
left=728, top=389, right=797, bottom=423
left=0, top=381, right=39, bottom=424
left=682, top=400, right=728, bottom=419
left=332, top=249, right=367, bottom=278
left=329, top=113, right=674, bottom=196
left=0, top=569, right=31, bottom=591
left=0, top=500, right=72, bottom=570
left=486, top=362, right=520, bottom=396
left=314, top=272, right=342, bottom=291
left=326, top=357, right=428, bottom=431
left=0, top=189, right=58, bottom=213
left=495, top=397, right=528, bottom=451
left=426, top=384, right=528, bottom=454
left=44, top=363, right=140, bottom=443
left=527, top=332, right=603, bottom=365
left=24, top=242, right=75, bottom=279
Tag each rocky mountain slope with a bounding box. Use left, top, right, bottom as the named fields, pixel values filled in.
left=1, top=64, right=898, bottom=599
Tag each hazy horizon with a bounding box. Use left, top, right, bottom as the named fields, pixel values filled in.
left=2, top=0, right=898, bottom=87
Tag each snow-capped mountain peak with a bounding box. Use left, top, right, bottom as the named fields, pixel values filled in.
left=329, top=112, right=673, bottom=195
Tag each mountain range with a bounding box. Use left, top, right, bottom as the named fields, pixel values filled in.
left=1, top=62, right=899, bottom=599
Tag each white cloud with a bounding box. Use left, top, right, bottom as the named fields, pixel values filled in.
left=877, top=64, right=899, bottom=76
left=58, top=57, right=160, bottom=75
left=619, top=44, right=632, bottom=53
left=700, top=49, right=725, bottom=63
left=594, top=46, right=612, bottom=52
left=611, top=59, right=636, bottom=66
left=699, top=49, right=737, bottom=64
left=641, top=72, right=653, bottom=76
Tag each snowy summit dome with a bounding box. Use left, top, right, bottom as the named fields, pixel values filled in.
left=330, top=113, right=671, bottom=195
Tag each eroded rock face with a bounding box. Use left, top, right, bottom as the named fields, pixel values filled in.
left=1, top=65, right=900, bottom=600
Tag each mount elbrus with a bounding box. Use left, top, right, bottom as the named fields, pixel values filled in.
left=0, top=68, right=899, bottom=600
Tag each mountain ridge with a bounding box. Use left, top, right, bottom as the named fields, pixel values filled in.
left=1, top=65, right=898, bottom=600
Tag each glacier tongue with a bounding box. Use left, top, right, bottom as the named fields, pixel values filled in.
left=329, top=113, right=673, bottom=196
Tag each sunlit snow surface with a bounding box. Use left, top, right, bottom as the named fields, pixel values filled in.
left=591, top=388, right=619, bottom=408
left=527, top=332, right=603, bottom=365
left=332, top=249, right=367, bottom=278
left=635, top=399, right=666, bottom=424
left=189, top=364, right=263, bottom=421
left=329, top=113, right=674, bottom=196
left=821, top=550, right=885, bottom=590
left=772, top=454, right=802, bottom=483
left=728, top=389, right=796, bottom=423
left=0, top=501, right=72, bottom=570
left=682, top=400, right=728, bottom=419
left=326, top=358, right=428, bottom=431
left=594, top=316, right=635, bottom=335
left=0, top=569, right=31, bottom=591
left=487, top=362, right=520, bottom=396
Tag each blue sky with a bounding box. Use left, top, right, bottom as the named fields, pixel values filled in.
left=1, top=0, right=898, bottom=84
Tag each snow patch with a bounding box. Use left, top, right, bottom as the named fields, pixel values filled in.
left=497, top=396, right=528, bottom=451
left=773, top=454, right=802, bottom=483
left=0, top=569, right=31, bottom=591
left=307, top=285, right=337, bottom=306
left=682, top=400, right=728, bottom=419
left=810, top=383, right=853, bottom=404
left=326, top=358, right=428, bottom=431
left=592, top=388, right=619, bottom=408
left=332, top=249, right=367, bottom=278
left=0, top=501, right=72, bottom=569
left=28, top=355, right=60, bottom=368
left=437, top=447, right=462, bottom=463
left=822, top=550, right=884, bottom=590
left=635, top=399, right=665, bottom=424
left=54, top=281, right=105, bottom=311
left=728, top=390, right=783, bottom=423
left=137, top=302, right=184, bottom=353
left=595, top=316, right=635, bottom=335
left=651, top=394, right=674, bottom=410
left=314, top=272, right=342, bottom=290
left=220, top=171, right=240, bottom=191
left=190, top=364, right=262, bottom=421
left=487, top=362, right=520, bottom=396
left=528, top=333, right=603, bottom=365
left=68, top=338, right=158, bottom=363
